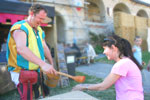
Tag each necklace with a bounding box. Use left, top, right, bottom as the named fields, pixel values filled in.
left=26, top=19, right=39, bottom=38
left=33, top=27, right=37, bottom=33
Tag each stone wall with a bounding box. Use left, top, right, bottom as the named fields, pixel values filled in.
left=0, top=64, right=16, bottom=94
left=23, top=0, right=150, bottom=45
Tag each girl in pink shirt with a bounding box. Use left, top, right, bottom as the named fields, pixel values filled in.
left=73, top=35, right=144, bottom=100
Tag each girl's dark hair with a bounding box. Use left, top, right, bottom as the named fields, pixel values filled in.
left=103, top=35, right=142, bottom=70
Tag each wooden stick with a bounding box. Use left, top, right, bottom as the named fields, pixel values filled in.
left=56, top=71, right=74, bottom=79
left=56, top=71, right=85, bottom=83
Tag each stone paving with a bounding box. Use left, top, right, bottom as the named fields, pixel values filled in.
left=142, top=70, right=150, bottom=93
left=40, top=91, right=99, bottom=100
left=76, top=62, right=112, bottom=79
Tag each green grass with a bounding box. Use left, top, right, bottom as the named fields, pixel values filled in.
left=0, top=72, right=116, bottom=100
left=0, top=72, right=150, bottom=100
left=50, top=72, right=116, bottom=100
left=0, top=89, right=19, bottom=100
left=142, top=51, right=150, bottom=69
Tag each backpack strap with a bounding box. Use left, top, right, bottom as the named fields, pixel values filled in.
left=17, top=83, right=28, bottom=100
left=29, top=83, right=33, bottom=100
left=17, top=82, right=33, bottom=100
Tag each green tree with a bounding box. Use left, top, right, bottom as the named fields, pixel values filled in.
left=89, top=31, right=106, bottom=54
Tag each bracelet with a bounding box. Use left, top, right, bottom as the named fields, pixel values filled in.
left=85, top=85, right=88, bottom=90
left=81, top=84, right=89, bottom=91
left=84, top=84, right=89, bottom=91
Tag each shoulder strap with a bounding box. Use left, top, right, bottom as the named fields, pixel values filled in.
left=17, top=83, right=28, bottom=100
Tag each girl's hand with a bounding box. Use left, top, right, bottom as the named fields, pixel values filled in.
left=72, top=84, right=88, bottom=91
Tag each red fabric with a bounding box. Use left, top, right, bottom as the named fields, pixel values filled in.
left=22, top=83, right=28, bottom=100
left=19, top=70, right=38, bottom=84
left=0, top=13, right=27, bottom=25
left=41, top=23, right=48, bottom=26
left=0, top=13, right=48, bottom=26
left=17, top=70, right=37, bottom=100
left=18, top=70, right=37, bottom=100
left=30, top=84, right=33, bottom=100
left=17, top=83, right=28, bottom=100
left=76, top=7, right=81, bottom=11
left=17, top=83, right=33, bottom=100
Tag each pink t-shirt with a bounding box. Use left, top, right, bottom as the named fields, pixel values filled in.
left=111, top=58, right=144, bottom=100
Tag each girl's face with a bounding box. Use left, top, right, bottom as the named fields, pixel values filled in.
left=103, top=45, right=119, bottom=61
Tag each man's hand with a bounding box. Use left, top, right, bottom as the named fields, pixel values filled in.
left=41, top=63, right=57, bottom=75
left=147, top=65, right=150, bottom=72
left=147, top=61, right=150, bottom=72
left=142, top=62, right=146, bottom=66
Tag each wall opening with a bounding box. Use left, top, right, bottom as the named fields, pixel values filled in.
left=137, top=9, right=148, bottom=18
left=113, top=3, right=130, bottom=14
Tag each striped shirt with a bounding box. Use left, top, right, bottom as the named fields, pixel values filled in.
left=6, top=20, right=45, bottom=72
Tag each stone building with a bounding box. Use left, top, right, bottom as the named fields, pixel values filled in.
left=19, top=0, right=150, bottom=45
left=0, top=0, right=150, bottom=64
left=0, top=0, right=150, bottom=52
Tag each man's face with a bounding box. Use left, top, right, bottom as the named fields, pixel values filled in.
left=32, top=10, right=47, bottom=27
